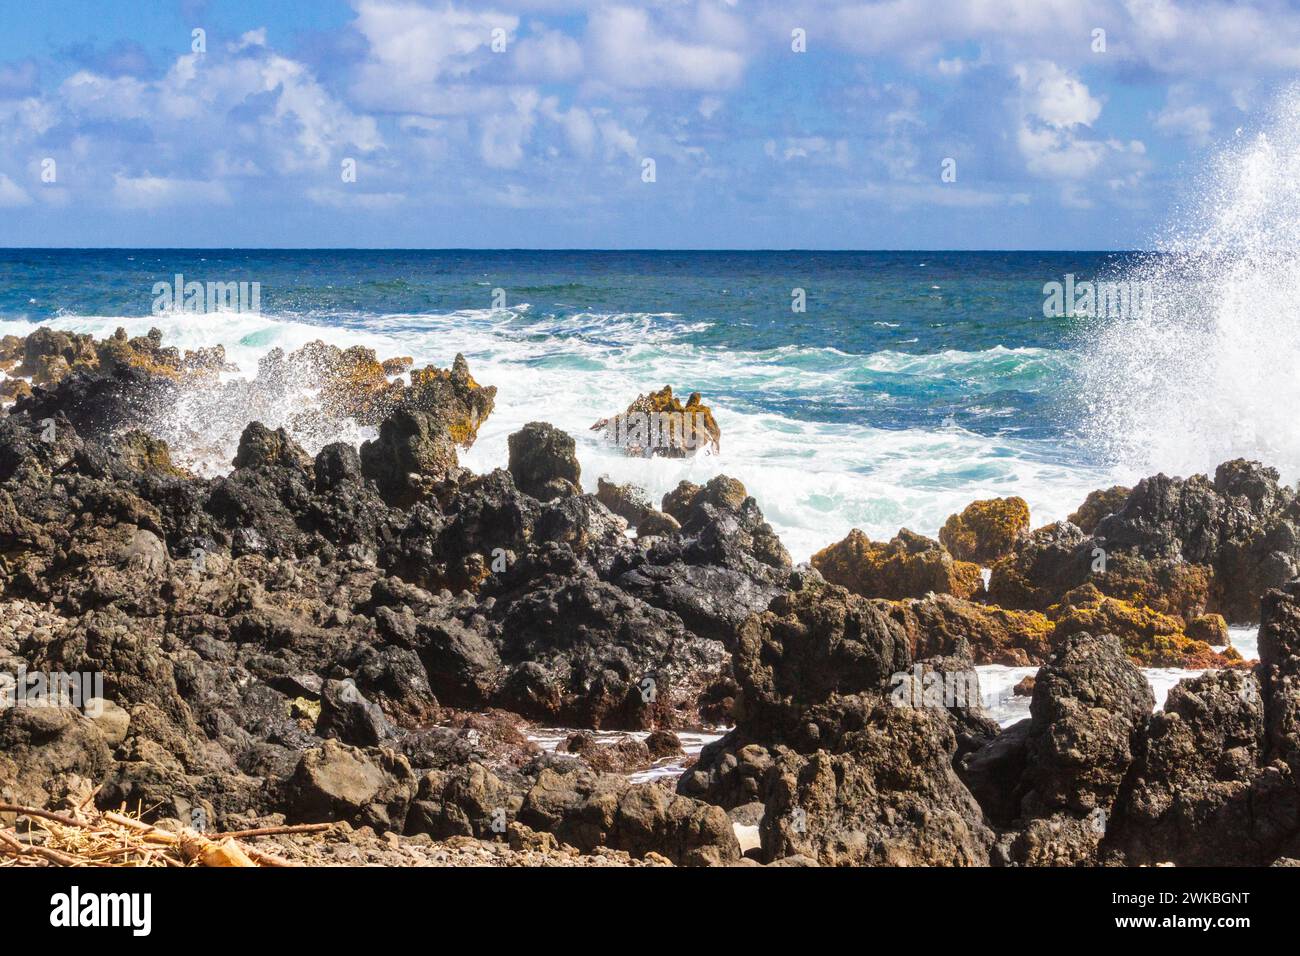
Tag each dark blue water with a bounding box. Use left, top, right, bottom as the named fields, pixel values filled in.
left=0, top=249, right=1143, bottom=557
left=0, top=248, right=1132, bottom=439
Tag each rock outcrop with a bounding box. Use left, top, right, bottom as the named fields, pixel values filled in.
left=812, top=528, right=984, bottom=601
left=940, top=496, right=1030, bottom=564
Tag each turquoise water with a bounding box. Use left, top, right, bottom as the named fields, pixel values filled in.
left=0, top=249, right=1141, bottom=559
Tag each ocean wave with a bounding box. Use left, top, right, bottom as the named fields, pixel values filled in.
left=1076, top=86, right=1300, bottom=487
left=1, top=311, right=1117, bottom=561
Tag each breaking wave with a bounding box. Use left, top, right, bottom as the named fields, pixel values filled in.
left=1078, top=86, right=1300, bottom=483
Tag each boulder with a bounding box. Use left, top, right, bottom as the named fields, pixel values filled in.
left=812, top=528, right=983, bottom=601
left=507, top=422, right=581, bottom=501
left=1068, top=485, right=1131, bottom=535
left=360, top=408, right=459, bottom=507
left=591, top=386, right=720, bottom=458
left=940, top=496, right=1030, bottom=564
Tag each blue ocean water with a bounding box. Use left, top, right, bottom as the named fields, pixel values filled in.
left=0, top=249, right=1139, bottom=560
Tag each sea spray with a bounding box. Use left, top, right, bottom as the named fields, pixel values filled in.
left=1077, top=86, right=1300, bottom=483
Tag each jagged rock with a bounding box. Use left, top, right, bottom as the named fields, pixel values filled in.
left=15, top=361, right=177, bottom=438
left=645, top=729, right=684, bottom=759
left=494, top=576, right=728, bottom=730
left=520, top=767, right=740, bottom=866
left=1186, top=612, right=1230, bottom=647
left=317, top=679, right=394, bottom=746
left=285, top=740, right=417, bottom=832
left=988, top=521, right=1212, bottom=622
left=1068, top=485, right=1131, bottom=534
left=114, top=429, right=187, bottom=477
left=940, top=496, right=1030, bottom=564
left=558, top=732, right=652, bottom=773
left=1094, top=460, right=1300, bottom=623
left=8, top=323, right=1300, bottom=867
left=591, top=386, right=720, bottom=458
left=1113, top=669, right=1280, bottom=865
left=1047, top=584, right=1242, bottom=668
left=812, top=528, right=983, bottom=601
left=360, top=409, right=459, bottom=507
left=662, top=480, right=704, bottom=524
left=596, top=477, right=652, bottom=525
left=1024, top=631, right=1154, bottom=815
left=0, top=378, right=31, bottom=402
left=636, top=510, right=680, bottom=538
left=679, top=577, right=994, bottom=864
left=883, top=592, right=1053, bottom=666
left=232, top=421, right=312, bottom=471
left=0, top=706, right=114, bottom=808
left=507, top=422, right=581, bottom=501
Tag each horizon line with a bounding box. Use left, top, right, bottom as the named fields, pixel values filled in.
left=0, top=246, right=1155, bottom=254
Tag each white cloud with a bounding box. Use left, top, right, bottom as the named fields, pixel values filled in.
left=233, top=29, right=268, bottom=51
left=514, top=28, right=582, bottom=81
left=306, top=187, right=405, bottom=209
left=110, top=174, right=230, bottom=209
left=0, top=173, right=33, bottom=207
left=480, top=90, right=539, bottom=168
left=587, top=6, right=746, bottom=90
left=351, top=0, right=518, bottom=113
left=1013, top=61, right=1116, bottom=180
left=1155, top=91, right=1213, bottom=144
left=1014, top=61, right=1101, bottom=129
left=764, top=137, right=849, bottom=166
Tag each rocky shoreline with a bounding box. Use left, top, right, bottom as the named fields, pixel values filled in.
left=2, top=325, right=1299, bottom=866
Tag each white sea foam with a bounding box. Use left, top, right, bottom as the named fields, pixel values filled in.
left=1078, top=86, right=1300, bottom=486
left=0, top=310, right=1117, bottom=559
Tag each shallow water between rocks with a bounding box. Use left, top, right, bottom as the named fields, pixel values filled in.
left=528, top=627, right=1263, bottom=782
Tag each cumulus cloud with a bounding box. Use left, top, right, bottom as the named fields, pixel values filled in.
left=1014, top=61, right=1117, bottom=179
left=1013, top=61, right=1102, bottom=129
left=587, top=6, right=747, bottom=90
left=4, top=0, right=1293, bottom=239
left=350, top=0, right=518, bottom=114
left=110, top=174, right=230, bottom=209
left=514, top=27, right=582, bottom=81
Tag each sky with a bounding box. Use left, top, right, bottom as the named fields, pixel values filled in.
left=0, top=0, right=1296, bottom=249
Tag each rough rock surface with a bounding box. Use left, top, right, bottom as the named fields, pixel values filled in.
left=591, top=386, right=721, bottom=458
left=940, top=496, right=1030, bottom=565
left=811, top=528, right=984, bottom=601
left=7, top=324, right=1300, bottom=868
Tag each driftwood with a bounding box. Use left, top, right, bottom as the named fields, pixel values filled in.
left=0, top=802, right=335, bottom=867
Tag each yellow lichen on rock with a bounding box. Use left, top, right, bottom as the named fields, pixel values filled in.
left=812, top=528, right=984, bottom=601
left=939, top=496, right=1030, bottom=564
left=591, top=385, right=721, bottom=458
left=883, top=592, right=1055, bottom=665
left=1047, top=583, right=1240, bottom=668
left=1067, top=485, right=1132, bottom=534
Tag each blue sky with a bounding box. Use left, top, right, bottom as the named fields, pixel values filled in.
left=0, top=0, right=1296, bottom=249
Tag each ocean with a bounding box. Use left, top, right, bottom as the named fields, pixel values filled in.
left=0, top=247, right=1269, bottom=716
left=0, top=248, right=1139, bottom=564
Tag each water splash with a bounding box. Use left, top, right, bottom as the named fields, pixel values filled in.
left=1079, top=87, right=1300, bottom=482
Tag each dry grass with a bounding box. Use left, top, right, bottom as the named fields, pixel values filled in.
left=0, top=800, right=334, bottom=868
